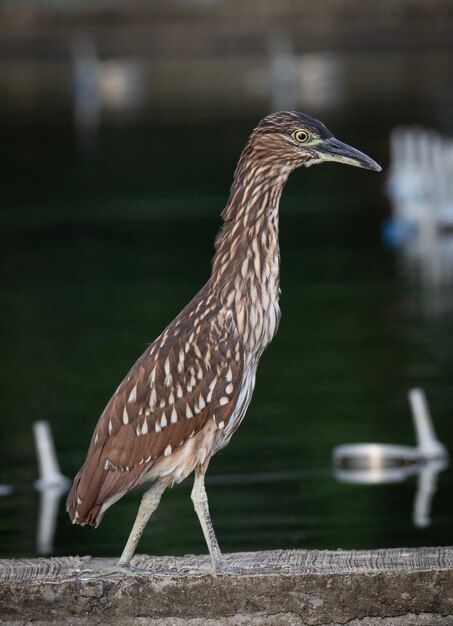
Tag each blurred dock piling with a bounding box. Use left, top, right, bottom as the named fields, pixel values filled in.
left=33, top=421, right=70, bottom=554
left=408, top=387, right=447, bottom=459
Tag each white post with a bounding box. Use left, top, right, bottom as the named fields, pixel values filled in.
left=408, top=388, right=447, bottom=459
left=33, top=421, right=70, bottom=489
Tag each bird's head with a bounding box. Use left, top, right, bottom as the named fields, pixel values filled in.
left=250, top=111, right=381, bottom=173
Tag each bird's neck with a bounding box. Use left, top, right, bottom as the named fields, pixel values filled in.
left=210, top=149, right=293, bottom=348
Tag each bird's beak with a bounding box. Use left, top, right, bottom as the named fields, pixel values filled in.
left=317, top=137, right=382, bottom=172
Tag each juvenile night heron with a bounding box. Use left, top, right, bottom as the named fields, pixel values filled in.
left=67, top=111, right=381, bottom=575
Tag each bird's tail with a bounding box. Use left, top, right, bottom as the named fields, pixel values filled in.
left=66, top=448, right=107, bottom=527
left=67, top=445, right=149, bottom=527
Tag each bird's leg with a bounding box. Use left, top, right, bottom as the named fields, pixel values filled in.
left=117, top=477, right=169, bottom=568
left=78, top=478, right=168, bottom=579
left=190, top=470, right=286, bottom=575
left=191, top=469, right=226, bottom=572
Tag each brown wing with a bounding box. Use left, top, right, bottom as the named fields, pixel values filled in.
left=67, top=304, right=244, bottom=526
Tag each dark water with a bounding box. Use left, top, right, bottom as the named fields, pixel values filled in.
left=1, top=114, right=452, bottom=560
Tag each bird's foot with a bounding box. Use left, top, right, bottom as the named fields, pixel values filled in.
left=76, top=563, right=136, bottom=580
left=76, top=559, right=285, bottom=579
left=76, top=562, right=182, bottom=579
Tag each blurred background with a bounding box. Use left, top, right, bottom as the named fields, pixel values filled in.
left=1, top=0, right=453, bottom=559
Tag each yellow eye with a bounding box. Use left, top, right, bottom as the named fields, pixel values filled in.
left=292, top=130, right=310, bottom=143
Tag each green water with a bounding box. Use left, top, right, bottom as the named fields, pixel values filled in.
left=1, top=117, right=452, bottom=559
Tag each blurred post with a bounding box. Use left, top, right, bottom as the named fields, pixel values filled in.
left=408, top=388, right=447, bottom=459
left=71, top=35, right=101, bottom=157
left=268, top=32, right=299, bottom=111
left=33, top=421, right=70, bottom=555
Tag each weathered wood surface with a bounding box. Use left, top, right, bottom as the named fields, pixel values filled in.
left=0, top=548, right=453, bottom=625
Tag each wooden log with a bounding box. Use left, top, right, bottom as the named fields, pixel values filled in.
left=0, top=548, right=452, bottom=625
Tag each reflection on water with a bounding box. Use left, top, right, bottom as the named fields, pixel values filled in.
left=335, top=458, right=448, bottom=530
left=413, top=457, right=449, bottom=528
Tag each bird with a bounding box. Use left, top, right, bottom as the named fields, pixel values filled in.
left=67, top=111, right=381, bottom=575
